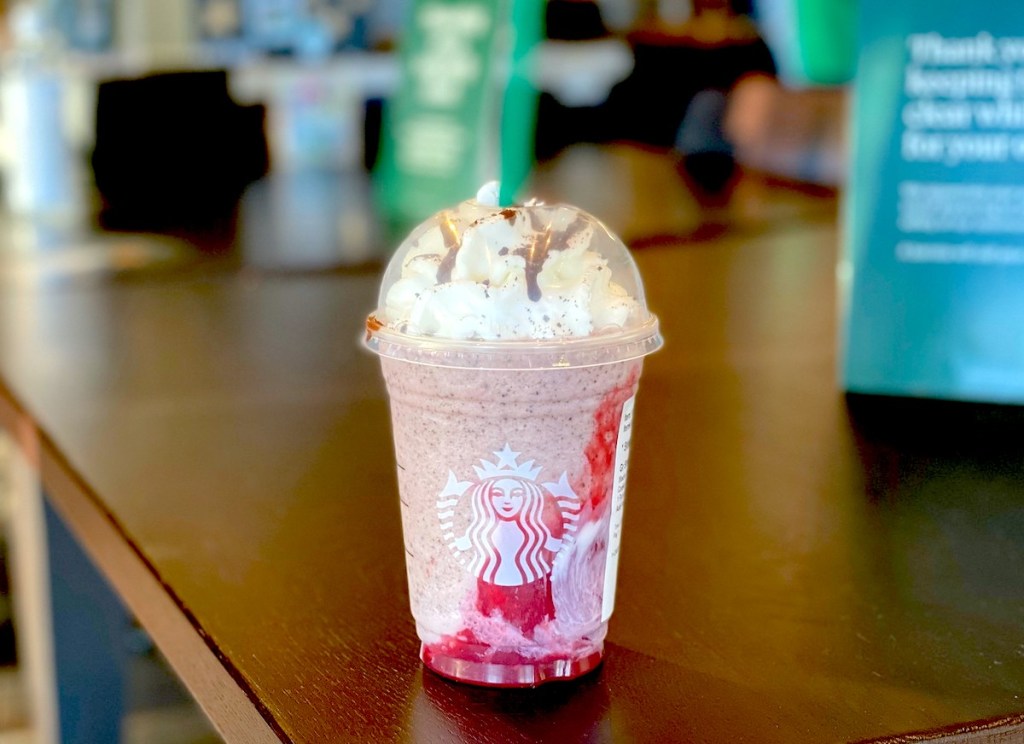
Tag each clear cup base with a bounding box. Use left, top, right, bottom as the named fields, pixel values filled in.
left=420, top=643, right=604, bottom=688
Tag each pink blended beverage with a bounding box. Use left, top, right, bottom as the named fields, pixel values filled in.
left=365, top=183, right=661, bottom=687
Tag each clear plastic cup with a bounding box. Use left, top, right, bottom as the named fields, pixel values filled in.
left=364, top=191, right=661, bottom=686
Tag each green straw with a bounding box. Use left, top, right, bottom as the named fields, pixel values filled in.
left=498, top=0, right=543, bottom=206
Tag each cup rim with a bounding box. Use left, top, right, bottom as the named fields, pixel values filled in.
left=362, top=315, right=663, bottom=370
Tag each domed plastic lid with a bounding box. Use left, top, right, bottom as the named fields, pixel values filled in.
left=364, top=183, right=662, bottom=370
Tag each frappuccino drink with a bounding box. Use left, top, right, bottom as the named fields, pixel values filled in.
left=365, top=183, right=661, bottom=687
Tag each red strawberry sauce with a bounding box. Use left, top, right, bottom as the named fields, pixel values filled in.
left=422, top=369, right=639, bottom=686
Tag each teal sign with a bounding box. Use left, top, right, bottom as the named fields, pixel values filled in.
left=376, top=0, right=502, bottom=227
left=756, top=0, right=856, bottom=85
left=842, top=0, right=1024, bottom=403
left=793, top=0, right=856, bottom=84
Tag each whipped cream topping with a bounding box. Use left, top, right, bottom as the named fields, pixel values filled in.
left=382, top=186, right=642, bottom=341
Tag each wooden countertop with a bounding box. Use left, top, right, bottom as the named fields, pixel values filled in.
left=1, top=151, right=1023, bottom=742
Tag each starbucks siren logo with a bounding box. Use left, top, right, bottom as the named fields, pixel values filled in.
left=436, top=445, right=581, bottom=586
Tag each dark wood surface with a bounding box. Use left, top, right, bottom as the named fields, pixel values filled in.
left=1, top=149, right=1024, bottom=742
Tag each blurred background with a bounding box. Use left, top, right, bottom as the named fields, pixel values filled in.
left=0, top=0, right=848, bottom=245
left=0, top=0, right=848, bottom=740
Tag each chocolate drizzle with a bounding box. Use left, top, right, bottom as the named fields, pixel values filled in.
left=511, top=215, right=587, bottom=302
left=514, top=228, right=552, bottom=302
left=432, top=207, right=591, bottom=304
left=434, top=212, right=462, bottom=284
left=560, top=216, right=588, bottom=248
